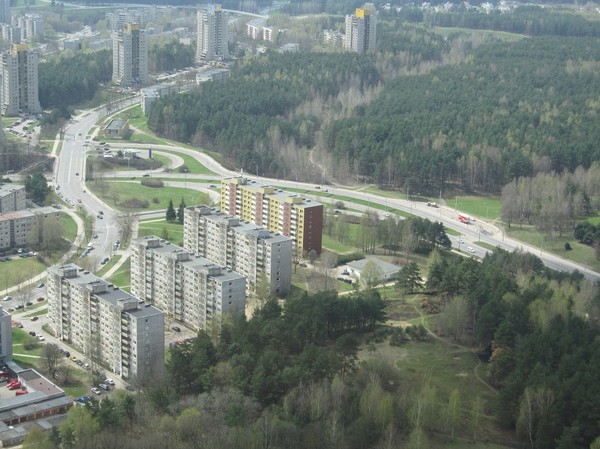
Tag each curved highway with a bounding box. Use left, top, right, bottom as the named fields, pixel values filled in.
left=53, top=102, right=600, bottom=283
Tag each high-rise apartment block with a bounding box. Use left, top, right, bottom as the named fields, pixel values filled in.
left=0, top=184, right=26, bottom=213
left=184, top=205, right=293, bottom=295
left=47, top=264, right=164, bottom=381
left=0, top=0, right=10, bottom=25
left=344, top=3, right=378, bottom=53
left=112, top=23, right=148, bottom=88
left=0, top=305, right=12, bottom=364
left=220, top=177, right=323, bottom=255
left=131, top=236, right=246, bottom=332
left=196, top=4, right=229, bottom=62
left=12, top=13, right=44, bottom=41
left=0, top=43, right=41, bottom=116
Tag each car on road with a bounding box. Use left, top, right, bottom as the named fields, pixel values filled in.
left=467, top=246, right=476, bottom=253
left=75, top=172, right=79, bottom=176
left=97, top=214, right=103, bottom=219
left=171, top=326, right=181, bottom=332
left=98, top=211, right=104, bottom=215
left=30, top=317, right=39, bottom=321
left=77, top=199, right=82, bottom=203
left=36, top=283, right=44, bottom=288
left=142, top=173, right=150, bottom=177
left=36, top=297, right=44, bottom=302
left=104, top=378, right=115, bottom=386
left=93, top=234, right=98, bottom=239
left=90, top=387, right=101, bottom=395
left=2, top=296, right=11, bottom=301
left=457, top=238, right=465, bottom=244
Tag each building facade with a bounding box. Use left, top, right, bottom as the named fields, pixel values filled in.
left=112, top=23, right=148, bottom=87
left=184, top=205, right=293, bottom=295
left=196, top=4, right=229, bottom=62
left=0, top=43, right=41, bottom=116
left=344, top=3, right=377, bottom=53
left=47, top=264, right=164, bottom=381
left=0, top=306, right=11, bottom=363
left=220, top=177, right=323, bottom=255
left=0, top=209, right=47, bottom=250
left=0, top=184, right=26, bottom=213
left=0, top=0, right=10, bottom=25
left=131, top=236, right=246, bottom=331
left=12, top=14, right=44, bottom=41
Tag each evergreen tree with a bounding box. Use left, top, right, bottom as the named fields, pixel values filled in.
left=166, top=199, right=176, bottom=222
left=177, top=198, right=186, bottom=224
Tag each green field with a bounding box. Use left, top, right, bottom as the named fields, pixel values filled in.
left=96, top=255, right=122, bottom=277
left=155, top=149, right=215, bottom=175
left=109, top=259, right=130, bottom=291
left=138, top=220, right=185, bottom=246
left=61, top=212, right=78, bottom=243
left=0, top=258, right=47, bottom=292
left=88, top=181, right=209, bottom=211
left=444, top=196, right=502, bottom=222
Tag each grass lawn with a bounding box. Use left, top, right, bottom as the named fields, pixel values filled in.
left=88, top=181, right=209, bottom=211
left=444, top=195, right=502, bottom=222
left=138, top=220, right=185, bottom=246
left=22, top=307, right=48, bottom=318
left=0, top=258, right=47, bottom=291
left=155, top=149, right=215, bottom=175
left=109, top=259, right=130, bottom=291
left=96, top=255, right=122, bottom=277
left=506, top=226, right=600, bottom=272
left=322, top=234, right=360, bottom=254
left=61, top=213, right=78, bottom=243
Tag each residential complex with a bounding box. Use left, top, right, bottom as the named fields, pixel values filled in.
left=344, top=3, right=378, bottom=53
left=47, top=264, right=164, bottom=381
left=184, top=205, right=293, bottom=295
left=12, top=13, right=44, bottom=41
left=112, top=23, right=148, bottom=88
left=196, top=4, right=229, bottom=62
left=0, top=184, right=26, bottom=213
left=131, top=236, right=246, bottom=332
left=220, top=177, right=323, bottom=255
left=0, top=43, right=41, bottom=116
left=0, top=306, right=11, bottom=363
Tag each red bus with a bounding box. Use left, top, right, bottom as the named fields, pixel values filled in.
left=458, top=214, right=470, bottom=224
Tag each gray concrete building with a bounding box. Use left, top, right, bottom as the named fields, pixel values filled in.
left=344, top=3, right=377, bottom=53
left=0, top=43, right=41, bottom=116
left=131, top=236, right=246, bottom=332
left=0, top=0, right=10, bottom=25
left=0, top=305, right=12, bottom=363
left=47, top=264, right=164, bottom=381
left=112, top=23, right=148, bottom=88
left=0, top=184, right=26, bottom=213
left=184, top=205, right=292, bottom=296
left=196, top=4, right=229, bottom=62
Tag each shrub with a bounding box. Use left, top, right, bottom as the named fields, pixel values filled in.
left=336, top=252, right=365, bottom=266
left=121, top=198, right=149, bottom=209
left=178, top=164, right=189, bottom=173
left=152, top=197, right=160, bottom=204
left=564, top=242, right=572, bottom=251
left=141, top=179, right=164, bottom=188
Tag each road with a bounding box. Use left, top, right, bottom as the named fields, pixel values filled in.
left=55, top=98, right=138, bottom=262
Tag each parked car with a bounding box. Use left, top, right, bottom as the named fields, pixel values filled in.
left=171, top=326, right=181, bottom=332
left=38, top=335, right=45, bottom=341
left=101, top=257, right=109, bottom=265
left=467, top=246, right=476, bottom=253
left=36, top=283, right=44, bottom=288
left=37, top=297, right=44, bottom=302
left=90, top=387, right=101, bottom=395
left=30, top=317, right=39, bottom=321
left=104, top=378, right=115, bottom=386
left=64, top=351, right=71, bottom=358
left=28, top=331, right=36, bottom=337
left=2, top=296, right=11, bottom=301
left=99, top=383, right=110, bottom=391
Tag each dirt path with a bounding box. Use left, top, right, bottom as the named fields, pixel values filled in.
left=413, top=305, right=499, bottom=397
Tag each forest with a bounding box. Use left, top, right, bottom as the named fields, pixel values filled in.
left=24, top=251, right=600, bottom=449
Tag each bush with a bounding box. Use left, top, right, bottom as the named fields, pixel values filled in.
left=24, top=342, right=39, bottom=350
left=121, top=198, right=149, bottom=209
left=152, top=197, right=160, bottom=204
left=564, top=242, right=572, bottom=251
left=178, top=164, right=189, bottom=173
left=141, top=179, right=164, bottom=188
left=336, top=252, right=365, bottom=266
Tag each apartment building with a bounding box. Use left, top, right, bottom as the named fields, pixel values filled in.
left=0, top=0, right=10, bottom=25
left=184, top=205, right=292, bottom=295
left=196, top=4, right=229, bottom=62
left=47, top=264, right=164, bottom=381
left=344, top=3, right=378, bottom=53
left=0, top=306, right=11, bottom=363
left=0, top=184, right=26, bottom=213
left=112, top=23, right=148, bottom=88
left=12, top=14, right=44, bottom=41
left=220, top=177, right=323, bottom=255
left=0, top=209, right=46, bottom=250
left=0, top=43, right=42, bottom=116
left=324, top=29, right=344, bottom=48
left=131, top=236, right=246, bottom=332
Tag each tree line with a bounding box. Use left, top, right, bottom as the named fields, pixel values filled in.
left=426, top=248, right=600, bottom=449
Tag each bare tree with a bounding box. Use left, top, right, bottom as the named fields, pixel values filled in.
left=42, top=343, right=64, bottom=380
left=115, top=211, right=137, bottom=246
left=319, top=251, right=338, bottom=291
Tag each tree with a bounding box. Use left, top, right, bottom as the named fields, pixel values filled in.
left=334, top=334, right=359, bottom=377
left=25, top=172, right=50, bottom=204
left=177, top=198, right=186, bottom=224
left=470, top=395, right=484, bottom=442
left=42, top=343, right=64, bottom=380
left=115, top=211, right=137, bottom=246
left=166, top=199, right=176, bottom=222
left=396, top=262, right=424, bottom=295
left=361, top=260, right=383, bottom=290
left=445, top=389, right=461, bottom=440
